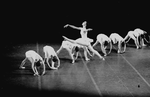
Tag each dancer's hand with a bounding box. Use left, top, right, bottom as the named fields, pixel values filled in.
left=64, top=24, right=69, bottom=28
left=34, top=73, right=39, bottom=76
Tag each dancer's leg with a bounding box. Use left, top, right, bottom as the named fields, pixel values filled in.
left=56, top=45, right=63, bottom=54
left=134, top=38, right=139, bottom=49
left=85, top=47, right=93, bottom=57
left=46, top=58, right=52, bottom=69
left=88, top=45, right=105, bottom=60
left=42, top=61, right=46, bottom=75
left=101, top=43, right=107, bottom=56
left=67, top=49, right=75, bottom=63
left=83, top=47, right=90, bottom=61
left=93, top=40, right=99, bottom=48
left=56, top=55, right=60, bottom=68
left=118, top=41, right=121, bottom=53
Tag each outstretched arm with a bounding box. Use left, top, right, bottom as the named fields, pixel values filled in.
left=87, top=28, right=93, bottom=31
left=64, top=24, right=81, bottom=30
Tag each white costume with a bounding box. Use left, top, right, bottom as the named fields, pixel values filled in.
left=43, top=45, right=60, bottom=69
left=57, top=40, right=92, bottom=63
left=134, top=28, right=147, bottom=46
left=93, top=34, right=112, bottom=56
left=124, top=30, right=141, bottom=49
left=64, top=21, right=94, bottom=59
left=109, top=33, right=126, bottom=53
left=62, top=36, right=105, bottom=60
left=20, top=50, right=45, bottom=76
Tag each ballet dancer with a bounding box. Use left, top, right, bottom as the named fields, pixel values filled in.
left=57, top=40, right=93, bottom=63
left=134, top=28, right=148, bottom=47
left=20, top=50, right=45, bottom=76
left=43, top=45, right=60, bottom=70
left=62, top=36, right=105, bottom=60
left=64, top=21, right=94, bottom=43
left=64, top=21, right=94, bottom=59
left=142, top=33, right=150, bottom=46
left=93, top=34, right=112, bottom=56
left=109, top=33, right=126, bottom=53
left=124, top=30, right=141, bottom=49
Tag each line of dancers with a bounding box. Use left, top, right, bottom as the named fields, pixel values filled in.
left=20, top=21, right=150, bottom=76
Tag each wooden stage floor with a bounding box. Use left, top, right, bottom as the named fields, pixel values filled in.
left=2, top=43, right=150, bottom=97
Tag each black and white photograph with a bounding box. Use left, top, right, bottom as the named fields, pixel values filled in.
left=2, top=1, right=150, bottom=97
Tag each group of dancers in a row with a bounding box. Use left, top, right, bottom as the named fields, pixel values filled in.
left=20, top=21, right=150, bottom=76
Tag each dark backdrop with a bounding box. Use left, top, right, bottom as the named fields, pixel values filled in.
left=2, top=1, right=150, bottom=46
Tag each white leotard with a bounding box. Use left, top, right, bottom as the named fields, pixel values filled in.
left=110, top=33, right=124, bottom=44
left=25, top=50, right=43, bottom=62
left=97, top=34, right=111, bottom=44
left=43, top=46, right=57, bottom=59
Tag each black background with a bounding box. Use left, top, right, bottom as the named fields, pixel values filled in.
left=1, top=1, right=150, bottom=96
left=2, top=1, right=150, bottom=46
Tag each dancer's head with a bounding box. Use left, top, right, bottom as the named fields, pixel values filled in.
left=52, top=56, right=58, bottom=62
left=35, top=60, right=43, bottom=67
left=82, top=21, right=87, bottom=27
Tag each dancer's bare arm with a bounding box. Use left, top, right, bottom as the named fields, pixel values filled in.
left=64, top=24, right=81, bottom=30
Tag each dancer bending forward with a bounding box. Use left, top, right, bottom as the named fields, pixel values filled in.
left=20, top=50, right=45, bottom=76
left=93, top=34, right=112, bottom=56
left=134, top=28, right=149, bottom=47
left=109, top=33, right=126, bottom=53
left=62, top=36, right=105, bottom=61
left=43, top=45, right=60, bottom=70
left=57, top=40, right=93, bottom=63
left=124, top=30, right=141, bottom=49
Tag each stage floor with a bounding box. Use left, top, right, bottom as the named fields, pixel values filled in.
left=2, top=43, right=150, bottom=97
